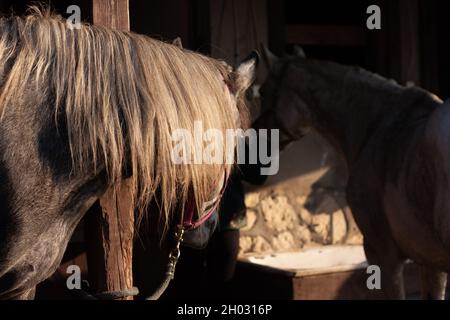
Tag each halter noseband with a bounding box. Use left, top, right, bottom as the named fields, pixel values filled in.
left=146, top=171, right=228, bottom=300
left=182, top=172, right=228, bottom=230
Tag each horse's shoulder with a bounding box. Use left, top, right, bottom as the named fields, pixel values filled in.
left=427, top=100, right=450, bottom=127
left=423, top=101, right=450, bottom=150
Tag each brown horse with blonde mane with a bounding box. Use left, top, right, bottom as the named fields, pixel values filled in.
left=0, top=9, right=256, bottom=299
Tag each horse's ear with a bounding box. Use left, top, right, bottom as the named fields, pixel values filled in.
left=172, top=37, right=183, bottom=48
left=260, top=44, right=279, bottom=70
left=292, top=45, right=306, bottom=58
left=234, top=51, right=259, bottom=95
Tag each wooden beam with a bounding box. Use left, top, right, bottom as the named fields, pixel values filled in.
left=233, top=259, right=425, bottom=299
left=193, top=0, right=211, bottom=54
left=286, top=25, right=367, bottom=47
left=385, top=0, right=421, bottom=86
left=419, top=0, right=439, bottom=93
left=85, top=181, right=135, bottom=300
left=397, top=0, right=421, bottom=86
left=267, top=0, right=284, bottom=55
left=92, top=0, right=129, bottom=30
left=86, top=0, right=134, bottom=300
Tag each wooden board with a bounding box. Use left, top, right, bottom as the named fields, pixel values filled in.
left=85, top=0, right=134, bottom=300
left=92, top=0, right=129, bottom=30
left=233, top=246, right=427, bottom=300
left=85, top=182, right=134, bottom=299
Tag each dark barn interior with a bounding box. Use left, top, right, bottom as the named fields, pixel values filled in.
left=0, top=0, right=449, bottom=300
left=2, top=0, right=449, bottom=95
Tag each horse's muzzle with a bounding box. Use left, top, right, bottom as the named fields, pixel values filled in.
left=181, top=209, right=219, bottom=249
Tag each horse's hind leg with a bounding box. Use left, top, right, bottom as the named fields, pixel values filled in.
left=420, top=266, right=447, bottom=300
left=363, top=239, right=406, bottom=299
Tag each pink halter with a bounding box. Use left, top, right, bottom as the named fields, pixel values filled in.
left=182, top=172, right=228, bottom=230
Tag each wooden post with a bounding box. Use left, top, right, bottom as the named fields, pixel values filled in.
left=385, top=0, right=421, bottom=86
left=267, top=0, right=284, bottom=55
left=85, top=0, right=134, bottom=300
left=397, top=0, right=421, bottom=86
left=92, top=0, right=130, bottom=31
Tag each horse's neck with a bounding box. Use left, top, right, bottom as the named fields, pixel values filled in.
left=310, top=74, right=439, bottom=167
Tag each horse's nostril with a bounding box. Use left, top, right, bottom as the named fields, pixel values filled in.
left=0, top=270, right=20, bottom=296
left=0, top=264, right=38, bottom=298
left=0, top=263, right=35, bottom=291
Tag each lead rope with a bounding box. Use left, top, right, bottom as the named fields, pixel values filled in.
left=72, top=282, right=140, bottom=300
left=146, top=225, right=185, bottom=300
left=73, top=224, right=185, bottom=300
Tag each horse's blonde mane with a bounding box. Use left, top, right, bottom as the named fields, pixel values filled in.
left=0, top=8, right=243, bottom=229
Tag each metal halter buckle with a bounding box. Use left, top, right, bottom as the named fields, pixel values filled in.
left=166, top=225, right=185, bottom=279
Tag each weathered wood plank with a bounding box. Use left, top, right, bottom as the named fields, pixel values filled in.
left=267, top=0, right=284, bottom=55
left=86, top=0, right=134, bottom=300
left=86, top=182, right=134, bottom=299
left=92, top=0, right=129, bottom=30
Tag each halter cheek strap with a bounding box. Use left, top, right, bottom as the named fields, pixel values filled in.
left=146, top=173, right=228, bottom=300
left=182, top=173, right=228, bottom=229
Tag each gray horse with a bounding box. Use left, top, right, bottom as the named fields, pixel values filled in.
left=255, top=48, right=449, bottom=299
left=0, top=12, right=255, bottom=299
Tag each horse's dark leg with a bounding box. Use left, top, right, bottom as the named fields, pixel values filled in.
left=333, top=197, right=360, bottom=243
left=363, top=239, right=406, bottom=299
left=420, top=266, right=447, bottom=300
